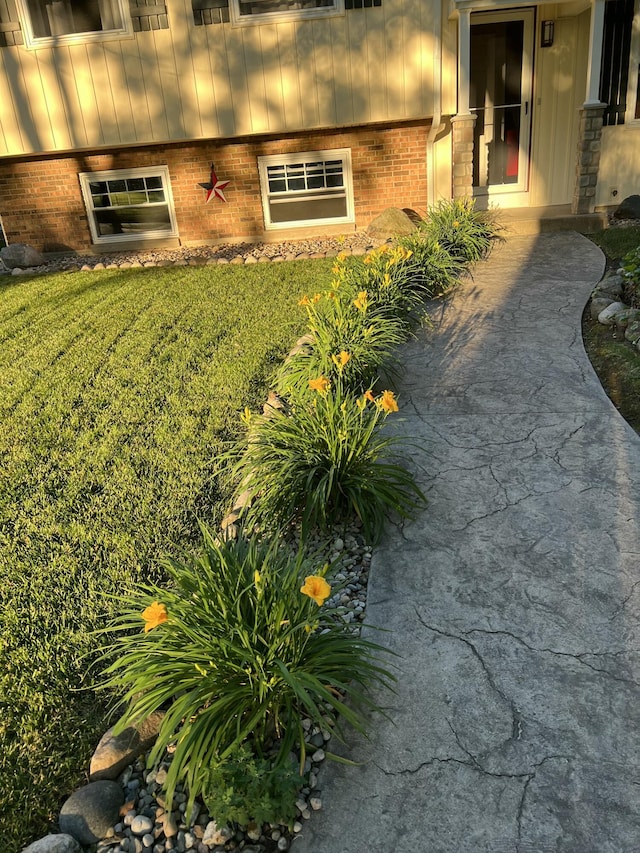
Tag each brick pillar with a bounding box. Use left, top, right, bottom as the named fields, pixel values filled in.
left=450, top=113, right=477, bottom=198
left=572, top=103, right=606, bottom=215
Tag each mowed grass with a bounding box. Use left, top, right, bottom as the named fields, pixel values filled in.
left=0, top=260, right=328, bottom=847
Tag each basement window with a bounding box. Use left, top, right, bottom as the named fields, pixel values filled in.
left=230, top=0, right=343, bottom=26
left=79, top=166, right=178, bottom=245
left=18, top=0, right=132, bottom=47
left=258, top=150, right=354, bottom=230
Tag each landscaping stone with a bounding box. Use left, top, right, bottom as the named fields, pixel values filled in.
left=1, top=243, right=45, bottom=269
left=130, top=815, right=154, bottom=835
left=625, top=319, right=640, bottom=343
left=90, top=712, right=165, bottom=781
left=590, top=296, right=614, bottom=319
left=593, top=273, right=624, bottom=298
left=59, top=781, right=124, bottom=845
left=201, top=821, right=232, bottom=846
left=597, top=300, right=626, bottom=324
left=612, top=193, right=640, bottom=220
left=21, top=835, right=83, bottom=853
left=366, top=207, right=417, bottom=239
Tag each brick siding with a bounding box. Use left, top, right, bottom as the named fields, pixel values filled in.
left=0, top=121, right=430, bottom=253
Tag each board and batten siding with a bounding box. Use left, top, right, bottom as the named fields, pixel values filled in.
left=0, top=0, right=439, bottom=157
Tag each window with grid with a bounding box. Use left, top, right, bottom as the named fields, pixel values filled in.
left=18, top=0, right=132, bottom=46
left=79, top=167, right=178, bottom=244
left=599, top=0, right=635, bottom=125
left=258, top=151, right=353, bottom=229
left=230, top=0, right=342, bottom=25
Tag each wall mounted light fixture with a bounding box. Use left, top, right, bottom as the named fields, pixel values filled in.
left=541, top=20, right=554, bottom=48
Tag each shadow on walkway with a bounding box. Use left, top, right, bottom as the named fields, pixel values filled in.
left=293, top=232, right=640, bottom=853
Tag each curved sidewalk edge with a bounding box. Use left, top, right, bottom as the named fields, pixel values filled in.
left=293, top=233, right=640, bottom=853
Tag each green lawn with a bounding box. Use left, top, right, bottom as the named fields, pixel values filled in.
left=0, top=260, right=329, bottom=847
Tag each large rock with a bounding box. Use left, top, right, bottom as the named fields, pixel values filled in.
left=612, top=194, right=640, bottom=220
left=58, top=780, right=124, bottom=845
left=21, top=835, right=82, bottom=853
left=590, top=297, right=615, bottom=320
left=366, top=207, right=418, bottom=239
left=598, top=301, right=627, bottom=325
left=89, top=710, right=165, bottom=781
left=0, top=243, right=45, bottom=269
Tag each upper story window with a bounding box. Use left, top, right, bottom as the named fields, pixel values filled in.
left=230, top=0, right=343, bottom=26
left=17, top=0, right=133, bottom=47
left=79, top=166, right=178, bottom=245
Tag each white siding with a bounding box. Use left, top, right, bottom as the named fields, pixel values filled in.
left=0, top=0, right=439, bottom=156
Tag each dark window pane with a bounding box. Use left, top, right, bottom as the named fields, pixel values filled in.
left=91, top=194, right=111, bottom=208
left=95, top=205, right=171, bottom=236
left=269, top=195, right=347, bottom=224
left=89, top=180, right=108, bottom=194
left=107, top=179, right=126, bottom=194
left=127, top=177, right=145, bottom=192
left=268, top=179, right=287, bottom=193
left=146, top=176, right=163, bottom=189
left=26, top=0, right=122, bottom=37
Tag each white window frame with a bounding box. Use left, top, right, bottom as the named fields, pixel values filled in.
left=624, top=0, right=640, bottom=125
left=258, top=149, right=354, bottom=231
left=230, top=0, right=344, bottom=27
left=17, top=0, right=133, bottom=49
left=79, top=166, right=179, bottom=245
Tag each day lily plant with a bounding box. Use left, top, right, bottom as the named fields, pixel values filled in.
left=98, top=531, right=394, bottom=822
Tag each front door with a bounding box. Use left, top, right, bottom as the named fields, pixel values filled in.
left=470, top=10, right=534, bottom=204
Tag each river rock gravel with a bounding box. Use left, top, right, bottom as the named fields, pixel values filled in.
left=3, top=233, right=386, bottom=276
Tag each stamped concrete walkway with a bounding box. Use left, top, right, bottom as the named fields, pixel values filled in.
left=294, top=232, right=640, bottom=853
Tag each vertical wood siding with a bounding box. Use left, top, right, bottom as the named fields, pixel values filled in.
left=0, top=0, right=438, bottom=156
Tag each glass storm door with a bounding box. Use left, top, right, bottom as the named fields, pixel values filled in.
left=470, top=10, right=534, bottom=195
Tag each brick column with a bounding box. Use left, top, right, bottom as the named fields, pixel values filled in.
left=451, top=114, right=477, bottom=199
left=572, top=103, right=606, bottom=215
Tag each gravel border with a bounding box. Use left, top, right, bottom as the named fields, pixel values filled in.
left=3, top=233, right=387, bottom=276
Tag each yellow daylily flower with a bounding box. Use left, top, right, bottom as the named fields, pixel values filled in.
left=331, top=351, right=351, bottom=370
left=142, top=601, right=168, bottom=633
left=353, top=290, right=369, bottom=311
left=300, top=575, right=332, bottom=606
left=379, top=390, right=399, bottom=413
left=298, top=294, right=311, bottom=306
left=309, top=376, right=330, bottom=393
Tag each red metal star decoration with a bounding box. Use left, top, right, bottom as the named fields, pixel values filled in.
left=200, top=163, right=230, bottom=203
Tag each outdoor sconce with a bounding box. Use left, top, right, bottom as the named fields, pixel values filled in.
left=541, top=20, right=554, bottom=47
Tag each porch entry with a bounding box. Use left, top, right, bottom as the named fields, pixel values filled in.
left=470, top=9, right=534, bottom=201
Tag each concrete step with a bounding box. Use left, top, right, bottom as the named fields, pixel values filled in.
left=498, top=206, right=608, bottom=235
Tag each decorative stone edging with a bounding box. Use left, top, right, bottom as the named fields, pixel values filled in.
left=589, top=269, right=640, bottom=345
left=2, top=234, right=385, bottom=277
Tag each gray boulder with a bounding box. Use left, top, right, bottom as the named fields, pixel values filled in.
left=89, top=710, right=164, bottom=781
left=612, top=194, right=640, bottom=220
left=593, top=273, right=624, bottom=299
left=58, top=780, right=124, bottom=845
left=0, top=243, right=45, bottom=269
left=21, top=835, right=82, bottom=853
left=598, top=301, right=627, bottom=325
left=625, top=320, right=640, bottom=343
left=590, top=297, right=615, bottom=320
left=366, top=207, right=418, bottom=239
